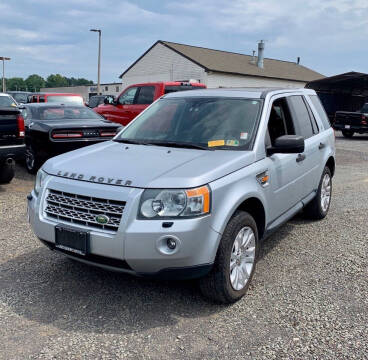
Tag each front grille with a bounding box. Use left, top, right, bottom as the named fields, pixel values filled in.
left=44, top=189, right=126, bottom=232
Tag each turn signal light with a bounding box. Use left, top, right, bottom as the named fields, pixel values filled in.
left=185, top=186, right=211, bottom=214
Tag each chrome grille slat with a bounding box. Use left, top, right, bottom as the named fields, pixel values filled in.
left=44, top=189, right=125, bottom=232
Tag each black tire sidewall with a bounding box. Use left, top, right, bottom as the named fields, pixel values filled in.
left=217, top=211, right=259, bottom=302
left=342, top=130, right=354, bottom=138
left=0, top=162, right=15, bottom=184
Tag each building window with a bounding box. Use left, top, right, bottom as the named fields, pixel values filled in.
left=105, top=86, right=108, bottom=91
left=116, top=86, right=120, bottom=92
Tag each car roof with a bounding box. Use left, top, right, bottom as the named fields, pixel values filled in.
left=0, top=92, right=12, bottom=97
left=24, top=103, right=86, bottom=108
left=30, top=93, right=82, bottom=96
left=163, top=87, right=315, bottom=99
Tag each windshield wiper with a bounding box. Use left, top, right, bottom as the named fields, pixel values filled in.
left=146, top=141, right=213, bottom=151
left=113, top=138, right=152, bottom=145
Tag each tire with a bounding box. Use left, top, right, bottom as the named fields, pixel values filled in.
left=0, top=161, right=15, bottom=184
left=25, top=146, right=40, bottom=174
left=199, top=211, right=259, bottom=304
left=304, top=166, right=332, bottom=220
left=342, top=130, right=354, bottom=138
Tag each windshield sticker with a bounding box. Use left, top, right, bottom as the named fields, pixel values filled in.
left=208, top=140, right=225, bottom=147
left=225, top=140, right=240, bottom=146
left=240, top=132, right=248, bottom=140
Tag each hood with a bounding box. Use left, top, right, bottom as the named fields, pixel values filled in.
left=43, top=141, right=255, bottom=188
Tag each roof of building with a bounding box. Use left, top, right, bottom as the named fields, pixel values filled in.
left=120, top=40, right=324, bottom=82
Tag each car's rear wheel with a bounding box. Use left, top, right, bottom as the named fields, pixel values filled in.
left=342, top=130, right=354, bottom=138
left=25, top=146, right=40, bottom=174
left=304, top=166, right=332, bottom=220
left=0, top=160, right=15, bottom=184
left=199, top=211, right=258, bottom=303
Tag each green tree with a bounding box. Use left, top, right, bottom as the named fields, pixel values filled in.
left=25, top=74, right=45, bottom=92
left=65, top=77, right=94, bottom=86
left=76, top=78, right=93, bottom=86
left=45, top=74, right=68, bottom=88
left=6, top=77, right=26, bottom=91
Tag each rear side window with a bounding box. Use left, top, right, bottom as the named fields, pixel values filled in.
left=309, top=95, right=331, bottom=129
left=136, top=86, right=155, bottom=105
left=287, top=96, right=314, bottom=139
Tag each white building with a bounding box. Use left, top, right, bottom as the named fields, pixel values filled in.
left=120, top=40, right=324, bottom=89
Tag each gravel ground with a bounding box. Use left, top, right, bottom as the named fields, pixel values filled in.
left=0, top=132, right=367, bottom=359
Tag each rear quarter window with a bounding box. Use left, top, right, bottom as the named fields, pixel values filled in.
left=287, top=95, right=314, bottom=139
left=309, top=95, right=331, bottom=130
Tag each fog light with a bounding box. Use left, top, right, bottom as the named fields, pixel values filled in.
left=167, top=237, right=177, bottom=250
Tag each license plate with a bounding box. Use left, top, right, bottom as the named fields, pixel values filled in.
left=345, top=125, right=351, bottom=129
left=55, top=226, right=89, bottom=256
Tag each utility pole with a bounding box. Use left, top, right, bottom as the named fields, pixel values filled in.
left=0, top=56, right=11, bottom=92
left=90, top=29, right=101, bottom=95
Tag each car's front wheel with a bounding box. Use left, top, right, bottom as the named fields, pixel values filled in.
left=199, top=211, right=259, bottom=303
left=304, top=166, right=332, bottom=220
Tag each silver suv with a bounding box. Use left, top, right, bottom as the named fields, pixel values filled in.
left=27, top=88, right=335, bottom=303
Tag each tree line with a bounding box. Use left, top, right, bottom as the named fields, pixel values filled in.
left=1, top=74, right=94, bottom=92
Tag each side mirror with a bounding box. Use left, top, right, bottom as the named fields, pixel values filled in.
left=267, top=135, right=305, bottom=155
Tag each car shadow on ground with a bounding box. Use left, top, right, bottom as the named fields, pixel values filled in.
left=0, top=245, right=226, bottom=335
left=0, top=213, right=307, bottom=336
left=258, top=211, right=309, bottom=260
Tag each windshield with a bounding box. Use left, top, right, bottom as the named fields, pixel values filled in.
left=47, top=95, right=84, bottom=105
left=0, top=95, right=17, bottom=107
left=116, top=97, right=263, bottom=150
left=11, top=93, right=28, bottom=103
left=29, top=106, right=103, bottom=120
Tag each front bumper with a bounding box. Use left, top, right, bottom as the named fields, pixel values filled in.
left=27, top=175, right=220, bottom=279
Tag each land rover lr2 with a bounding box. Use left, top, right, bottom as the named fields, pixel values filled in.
left=28, top=88, right=335, bottom=303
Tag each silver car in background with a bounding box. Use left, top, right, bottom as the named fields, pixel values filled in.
left=27, top=88, right=335, bottom=303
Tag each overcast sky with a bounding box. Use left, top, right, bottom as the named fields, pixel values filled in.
left=1, top=0, right=367, bottom=83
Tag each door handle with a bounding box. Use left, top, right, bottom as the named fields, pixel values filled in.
left=319, top=142, right=325, bottom=150
left=296, top=154, right=306, bottom=163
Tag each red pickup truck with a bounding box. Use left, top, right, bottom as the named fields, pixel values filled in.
left=94, top=81, right=206, bottom=126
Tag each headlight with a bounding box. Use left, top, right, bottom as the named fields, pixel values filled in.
left=34, top=169, right=47, bottom=196
left=139, top=185, right=211, bottom=219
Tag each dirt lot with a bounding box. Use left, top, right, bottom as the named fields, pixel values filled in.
left=0, top=133, right=367, bottom=360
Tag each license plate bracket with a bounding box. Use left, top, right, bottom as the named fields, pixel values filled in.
left=55, top=225, right=89, bottom=256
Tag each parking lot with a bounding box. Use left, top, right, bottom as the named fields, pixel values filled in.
left=0, top=132, right=367, bottom=360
